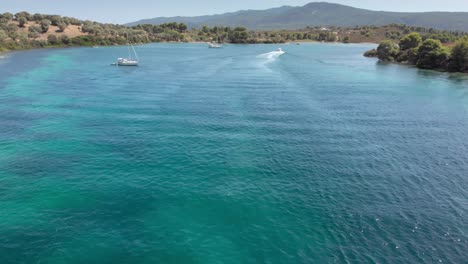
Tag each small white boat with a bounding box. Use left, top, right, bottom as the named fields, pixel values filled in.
left=277, top=48, right=285, bottom=53
left=117, top=58, right=138, bottom=66
left=208, top=42, right=223, bottom=48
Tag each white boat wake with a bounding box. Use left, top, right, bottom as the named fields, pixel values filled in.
left=258, top=48, right=285, bottom=63
left=256, top=48, right=285, bottom=71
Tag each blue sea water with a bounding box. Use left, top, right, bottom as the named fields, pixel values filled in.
left=0, top=43, right=467, bottom=263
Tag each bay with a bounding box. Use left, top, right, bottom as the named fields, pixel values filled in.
left=0, top=43, right=467, bottom=263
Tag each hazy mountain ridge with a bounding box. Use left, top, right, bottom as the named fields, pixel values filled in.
left=126, top=2, right=468, bottom=31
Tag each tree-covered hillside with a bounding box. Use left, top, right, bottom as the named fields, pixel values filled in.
left=1, top=11, right=467, bottom=71
left=0, top=12, right=152, bottom=52
left=127, top=2, right=468, bottom=31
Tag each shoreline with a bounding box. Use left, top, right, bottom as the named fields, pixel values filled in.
left=0, top=40, right=379, bottom=55
left=366, top=56, right=468, bottom=76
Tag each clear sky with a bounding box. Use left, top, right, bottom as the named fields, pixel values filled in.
left=1, top=0, right=467, bottom=24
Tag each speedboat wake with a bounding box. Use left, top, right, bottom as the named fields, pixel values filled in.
left=258, top=48, right=285, bottom=62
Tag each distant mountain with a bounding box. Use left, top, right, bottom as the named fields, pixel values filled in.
left=126, top=2, right=468, bottom=31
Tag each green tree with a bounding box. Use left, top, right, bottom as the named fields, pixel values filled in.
left=0, top=17, right=8, bottom=25
left=406, top=47, right=420, bottom=64
left=0, top=29, right=7, bottom=41
left=60, top=35, right=70, bottom=45
left=377, top=40, right=400, bottom=61
left=15, top=12, right=32, bottom=21
left=28, top=31, right=40, bottom=39
left=417, top=39, right=449, bottom=69
left=342, top=36, right=350, bottom=43
left=29, top=25, right=41, bottom=33
left=1, top=12, right=14, bottom=21
left=49, top=15, right=62, bottom=26
left=17, top=31, right=28, bottom=43
left=47, top=34, right=59, bottom=45
left=81, top=22, right=94, bottom=33
left=364, top=49, right=378, bottom=57
left=450, top=37, right=468, bottom=72
left=178, top=23, right=187, bottom=33
left=230, top=30, right=249, bottom=43
left=32, top=13, right=44, bottom=22
left=8, top=30, right=19, bottom=41
left=57, top=22, right=67, bottom=32
left=234, top=27, right=247, bottom=32
left=18, top=17, right=27, bottom=27
left=6, top=23, right=17, bottom=33
left=40, top=19, right=51, bottom=33
left=399, top=32, right=422, bottom=50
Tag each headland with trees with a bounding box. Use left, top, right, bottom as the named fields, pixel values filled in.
left=365, top=32, right=468, bottom=73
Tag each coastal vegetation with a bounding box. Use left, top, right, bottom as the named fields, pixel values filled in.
left=0, top=12, right=153, bottom=51
left=365, top=32, right=468, bottom=73
left=2, top=11, right=466, bottom=49
left=1, top=12, right=467, bottom=73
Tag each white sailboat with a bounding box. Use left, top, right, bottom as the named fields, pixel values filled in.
left=116, top=34, right=139, bottom=66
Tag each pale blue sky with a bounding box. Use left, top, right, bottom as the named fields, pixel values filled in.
left=1, top=0, right=467, bottom=24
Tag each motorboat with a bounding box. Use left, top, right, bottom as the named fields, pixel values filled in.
left=117, top=58, right=138, bottom=66
left=208, top=42, right=223, bottom=48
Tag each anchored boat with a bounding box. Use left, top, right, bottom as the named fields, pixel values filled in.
left=114, top=35, right=139, bottom=66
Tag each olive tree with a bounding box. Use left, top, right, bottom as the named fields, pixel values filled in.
left=47, top=34, right=59, bottom=45
left=0, top=29, right=7, bottom=41
left=40, top=19, right=51, bottom=33
left=57, top=22, right=67, bottom=32
left=33, top=13, right=44, bottom=22
left=1, top=12, right=14, bottom=21
left=18, top=17, right=27, bottom=27
left=15, top=12, right=32, bottom=21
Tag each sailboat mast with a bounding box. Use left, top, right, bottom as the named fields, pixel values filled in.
left=126, top=32, right=132, bottom=59
left=132, top=45, right=139, bottom=62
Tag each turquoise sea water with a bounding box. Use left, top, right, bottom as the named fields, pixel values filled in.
left=0, top=43, right=467, bottom=263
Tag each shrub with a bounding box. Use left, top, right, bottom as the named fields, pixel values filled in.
left=28, top=31, right=40, bottom=39
left=32, top=13, right=44, bottom=22
left=47, top=34, right=59, bottom=45
left=57, top=22, right=67, bottom=32
left=364, top=49, right=378, bottom=57
left=29, top=25, right=41, bottom=33
left=60, top=35, right=70, bottom=45
left=0, top=29, right=7, bottom=41
left=40, top=19, right=51, bottom=33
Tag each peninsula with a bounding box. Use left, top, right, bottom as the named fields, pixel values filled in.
left=365, top=33, right=468, bottom=73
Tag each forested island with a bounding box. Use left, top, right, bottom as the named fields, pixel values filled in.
left=1, top=12, right=467, bottom=73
